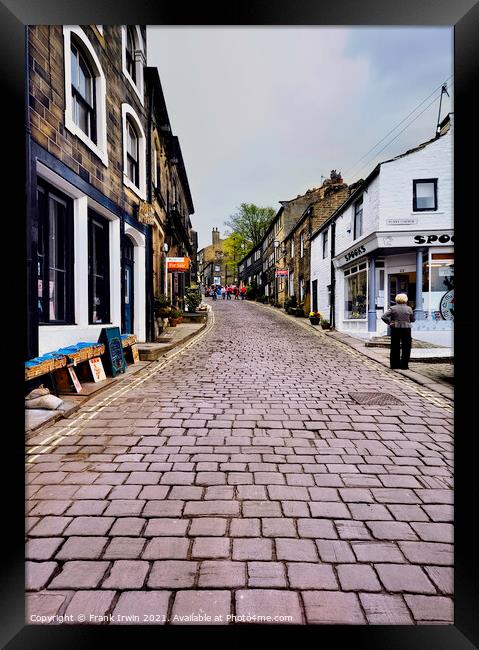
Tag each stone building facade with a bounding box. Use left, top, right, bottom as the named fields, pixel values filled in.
left=27, top=25, right=152, bottom=356
left=145, top=66, right=195, bottom=333
left=284, top=173, right=355, bottom=314
left=198, top=228, right=228, bottom=287
left=26, top=25, right=196, bottom=356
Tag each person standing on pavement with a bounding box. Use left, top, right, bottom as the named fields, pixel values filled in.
left=240, top=285, right=246, bottom=300
left=381, top=293, right=415, bottom=370
left=221, top=286, right=226, bottom=300
left=234, top=285, right=240, bottom=300
left=212, top=285, right=217, bottom=301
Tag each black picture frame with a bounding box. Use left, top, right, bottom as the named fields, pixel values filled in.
left=2, top=0, right=477, bottom=647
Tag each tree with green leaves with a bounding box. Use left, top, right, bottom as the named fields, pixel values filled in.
left=225, top=203, right=276, bottom=250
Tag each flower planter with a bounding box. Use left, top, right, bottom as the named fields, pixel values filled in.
left=309, top=317, right=320, bottom=325
left=321, top=322, right=331, bottom=330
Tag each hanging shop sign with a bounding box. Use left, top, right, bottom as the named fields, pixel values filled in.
left=275, top=269, right=289, bottom=277
left=167, top=257, right=190, bottom=272
left=99, top=327, right=126, bottom=377
left=138, top=201, right=155, bottom=225
left=439, top=289, right=454, bottom=321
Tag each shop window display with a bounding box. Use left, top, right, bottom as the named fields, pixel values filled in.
left=345, top=268, right=367, bottom=319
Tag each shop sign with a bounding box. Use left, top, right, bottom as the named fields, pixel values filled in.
left=89, top=357, right=106, bottom=382
left=344, top=245, right=366, bottom=262
left=68, top=367, right=82, bottom=393
left=439, top=289, right=454, bottom=321
left=414, top=233, right=454, bottom=245
left=167, top=257, right=190, bottom=272
left=275, top=269, right=289, bottom=277
left=138, top=201, right=155, bottom=225
left=99, top=327, right=126, bottom=377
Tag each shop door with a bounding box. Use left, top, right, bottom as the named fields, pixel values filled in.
left=122, top=236, right=134, bottom=334
left=389, top=274, right=416, bottom=310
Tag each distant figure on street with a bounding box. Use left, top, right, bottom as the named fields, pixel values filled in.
left=227, top=285, right=232, bottom=300
left=234, top=286, right=240, bottom=300
left=240, top=286, right=246, bottom=300
left=221, top=286, right=226, bottom=300
left=212, top=285, right=217, bottom=300
left=381, top=293, right=415, bottom=370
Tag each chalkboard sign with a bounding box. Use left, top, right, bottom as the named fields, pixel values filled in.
left=98, top=327, right=126, bottom=377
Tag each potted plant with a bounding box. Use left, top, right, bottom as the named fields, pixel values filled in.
left=154, top=294, right=172, bottom=334
left=309, top=310, right=321, bottom=325
left=295, top=302, right=306, bottom=317
left=285, top=296, right=297, bottom=315
left=185, top=287, right=202, bottom=313
left=169, top=308, right=183, bottom=327
left=321, top=318, right=331, bottom=330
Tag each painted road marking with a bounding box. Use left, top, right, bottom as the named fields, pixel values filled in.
left=26, top=309, right=216, bottom=464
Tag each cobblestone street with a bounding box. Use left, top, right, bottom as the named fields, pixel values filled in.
left=26, top=300, right=453, bottom=625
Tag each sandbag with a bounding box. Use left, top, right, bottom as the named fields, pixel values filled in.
left=25, top=385, right=63, bottom=410
left=25, top=385, right=50, bottom=400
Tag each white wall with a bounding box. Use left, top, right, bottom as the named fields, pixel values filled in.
left=378, top=127, right=453, bottom=232
left=310, top=228, right=332, bottom=318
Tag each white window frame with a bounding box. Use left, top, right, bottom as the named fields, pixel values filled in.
left=122, top=103, right=146, bottom=200
left=300, top=232, right=304, bottom=258
left=121, top=25, right=145, bottom=106
left=291, top=239, right=294, bottom=258
left=62, top=26, right=108, bottom=167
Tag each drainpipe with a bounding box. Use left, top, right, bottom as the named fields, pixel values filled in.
left=368, top=254, right=377, bottom=333
left=414, top=247, right=425, bottom=320
left=330, top=220, right=336, bottom=328
left=145, top=78, right=154, bottom=341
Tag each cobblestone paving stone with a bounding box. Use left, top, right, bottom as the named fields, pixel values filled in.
left=25, top=300, right=454, bottom=625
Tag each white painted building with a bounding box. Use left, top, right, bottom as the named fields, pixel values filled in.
left=310, top=115, right=453, bottom=346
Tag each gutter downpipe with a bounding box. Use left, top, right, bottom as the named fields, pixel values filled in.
left=330, top=219, right=336, bottom=328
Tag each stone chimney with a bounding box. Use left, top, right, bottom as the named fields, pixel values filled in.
left=324, top=170, right=343, bottom=186
left=212, top=227, right=220, bottom=245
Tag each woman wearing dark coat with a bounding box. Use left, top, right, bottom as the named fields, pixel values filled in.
left=381, top=293, right=416, bottom=370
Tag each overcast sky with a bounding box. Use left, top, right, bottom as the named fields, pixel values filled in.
left=147, top=27, right=452, bottom=250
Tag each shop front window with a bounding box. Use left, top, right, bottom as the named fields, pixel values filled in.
left=344, top=268, right=367, bottom=319
left=88, top=211, right=110, bottom=324
left=37, top=180, right=74, bottom=324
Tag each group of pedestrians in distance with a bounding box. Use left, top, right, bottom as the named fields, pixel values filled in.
left=204, top=284, right=246, bottom=301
